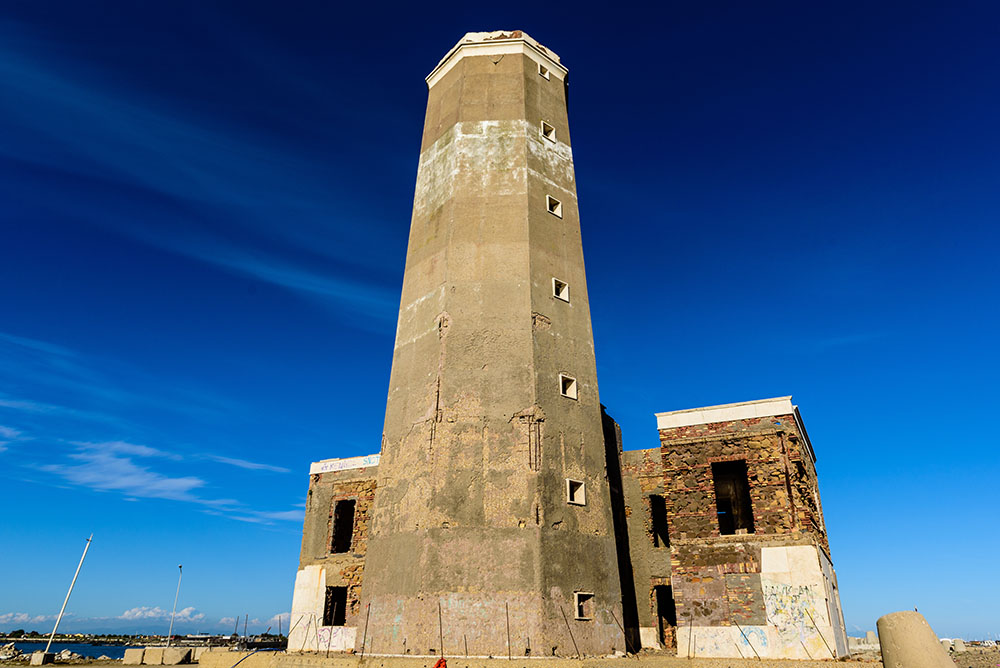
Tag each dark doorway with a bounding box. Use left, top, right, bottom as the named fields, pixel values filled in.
left=649, top=495, right=669, bottom=547
left=331, top=499, right=356, bottom=553
left=653, top=585, right=676, bottom=647
left=712, top=460, right=754, bottom=535
left=323, top=586, right=347, bottom=626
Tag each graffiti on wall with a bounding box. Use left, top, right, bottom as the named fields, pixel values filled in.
left=315, top=625, right=356, bottom=652
left=762, top=581, right=820, bottom=645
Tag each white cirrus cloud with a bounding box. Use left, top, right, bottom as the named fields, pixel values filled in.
left=72, top=440, right=182, bottom=460
left=43, top=448, right=205, bottom=503
left=206, top=455, right=289, bottom=473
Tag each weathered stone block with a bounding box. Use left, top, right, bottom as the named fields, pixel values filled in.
left=161, top=648, right=190, bottom=665
left=123, top=648, right=145, bottom=665
left=29, top=652, right=53, bottom=666
left=143, top=647, right=165, bottom=665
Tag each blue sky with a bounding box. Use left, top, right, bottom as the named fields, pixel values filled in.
left=1, top=0, right=997, bottom=640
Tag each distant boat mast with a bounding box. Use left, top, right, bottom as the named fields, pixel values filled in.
left=166, top=565, right=183, bottom=647
left=45, top=534, right=93, bottom=654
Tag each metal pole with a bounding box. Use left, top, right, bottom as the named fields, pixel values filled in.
left=45, top=535, right=92, bottom=654
left=505, top=602, right=511, bottom=660
left=438, top=600, right=445, bottom=658
left=687, top=612, right=694, bottom=659
left=166, top=565, right=183, bottom=647
left=731, top=620, right=760, bottom=660
left=559, top=607, right=580, bottom=659
left=359, top=603, right=371, bottom=660
left=805, top=609, right=836, bottom=659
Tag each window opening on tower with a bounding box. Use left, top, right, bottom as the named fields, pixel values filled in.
left=566, top=479, right=586, bottom=505
left=574, top=592, right=594, bottom=620
left=540, top=120, right=556, bottom=142
left=538, top=62, right=550, bottom=79
left=552, top=278, right=570, bottom=302
left=559, top=374, right=577, bottom=399
left=546, top=196, right=563, bottom=218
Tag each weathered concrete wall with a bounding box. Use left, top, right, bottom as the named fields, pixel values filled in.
left=359, top=31, right=624, bottom=658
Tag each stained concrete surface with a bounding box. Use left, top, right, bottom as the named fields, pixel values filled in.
left=199, top=651, right=883, bottom=668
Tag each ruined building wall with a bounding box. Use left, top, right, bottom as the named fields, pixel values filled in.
left=289, top=456, right=379, bottom=653
left=358, top=32, right=624, bottom=658
left=659, top=413, right=829, bottom=553
left=620, top=448, right=673, bottom=651
left=625, top=398, right=848, bottom=660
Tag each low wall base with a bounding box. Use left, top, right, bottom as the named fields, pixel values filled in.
left=198, top=649, right=873, bottom=668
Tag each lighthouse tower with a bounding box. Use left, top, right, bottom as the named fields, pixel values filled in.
left=358, top=31, right=625, bottom=657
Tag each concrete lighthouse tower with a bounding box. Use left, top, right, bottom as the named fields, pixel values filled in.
left=358, top=31, right=625, bottom=657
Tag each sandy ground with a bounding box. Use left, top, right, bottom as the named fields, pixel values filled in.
left=948, top=647, right=1000, bottom=668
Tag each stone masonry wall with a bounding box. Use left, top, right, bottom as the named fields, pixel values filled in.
left=299, top=466, right=378, bottom=627
left=656, top=414, right=830, bottom=634
left=658, top=414, right=828, bottom=555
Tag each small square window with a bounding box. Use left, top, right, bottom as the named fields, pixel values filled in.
left=538, top=63, right=550, bottom=79
left=540, top=121, right=556, bottom=142
left=546, top=196, right=562, bottom=218
left=566, top=479, right=586, bottom=506
left=559, top=374, right=577, bottom=400
left=552, top=278, right=570, bottom=302
left=574, top=592, right=594, bottom=620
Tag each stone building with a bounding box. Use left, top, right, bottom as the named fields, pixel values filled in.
left=288, top=31, right=847, bottom=660
left=620, top=397, right=847, bottom=659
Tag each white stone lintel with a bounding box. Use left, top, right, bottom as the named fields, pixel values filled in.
left=309, top=453, right=380, bottom=475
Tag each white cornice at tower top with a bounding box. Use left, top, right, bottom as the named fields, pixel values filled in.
left=426, top=30, right=568, bottom=88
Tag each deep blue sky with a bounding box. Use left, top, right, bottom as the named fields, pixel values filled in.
left=1, top=0, right=997, bottom=640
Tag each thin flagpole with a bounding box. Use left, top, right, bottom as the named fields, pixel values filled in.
left=45, top=535, right=93, bottom=654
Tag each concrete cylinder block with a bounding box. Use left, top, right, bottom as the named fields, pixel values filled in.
left=877, top=611, right=953, bottom=668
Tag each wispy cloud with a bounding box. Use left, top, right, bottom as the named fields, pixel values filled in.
left=74, top=440, right=182, bottom=461
left=206, top=455, right=288, bottom=473
left=118, top=606, right=204, bottom=622
left=0, top=37, right=398, bottom=322
left=0, top=612, right=58, bottom=625
left=36, top=440, right=300, bottom=525
left=42, top=447, right=207, bottom=503
left=0, top=425, right=23, bottom=439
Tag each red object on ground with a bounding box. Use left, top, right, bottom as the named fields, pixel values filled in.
left=433, top=659, right=446, bottom=668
